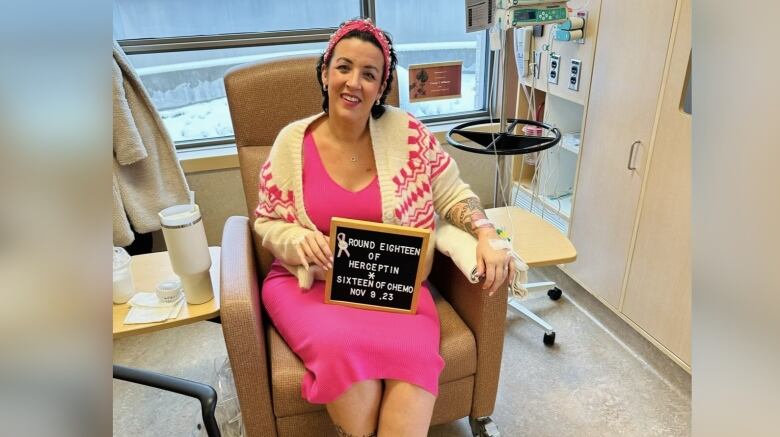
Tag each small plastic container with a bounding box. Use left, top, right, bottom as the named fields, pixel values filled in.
left=522, top=124, right=543, bottom=136
left=156, top=278, right=184, bottom=303
left=113, top=247, right=136, bottom=304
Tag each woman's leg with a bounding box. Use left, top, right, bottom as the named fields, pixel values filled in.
left=377, top=379, right=437, bottom=436
left=326, top=380, right=383, bottom=437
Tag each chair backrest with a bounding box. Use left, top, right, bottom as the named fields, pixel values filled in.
left=224, top=54, right=399, bottom=276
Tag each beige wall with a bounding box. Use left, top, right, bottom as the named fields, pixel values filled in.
left=437, top=137, right=498, bottom=208
left=186, top=168, right=247, bottom=245
left=151, top=167, right=246, bottom=249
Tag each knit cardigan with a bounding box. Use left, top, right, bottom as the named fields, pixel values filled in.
left=254, top=106, right=477, bottom=288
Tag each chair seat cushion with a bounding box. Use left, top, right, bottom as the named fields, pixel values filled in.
left=267, top=291, right=477, bottom=418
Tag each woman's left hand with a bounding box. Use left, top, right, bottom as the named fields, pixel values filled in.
left=475, top=228, right=515, bottom=296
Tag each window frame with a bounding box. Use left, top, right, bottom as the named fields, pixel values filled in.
left=116, top=0, right=493, bottom=149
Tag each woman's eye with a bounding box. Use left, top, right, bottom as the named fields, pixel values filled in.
left=336, top=65, right=349, bottom=72
left=364, top=72, right=375, bottom=80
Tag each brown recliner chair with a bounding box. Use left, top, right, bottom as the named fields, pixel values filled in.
left=220, top=54, right=507, bottom=437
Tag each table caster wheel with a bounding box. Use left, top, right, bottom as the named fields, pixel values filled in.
left=543, top=332, right=556, bottom=346
left=548, top=287, right=562, bottom=300
left=469, top=416, right=500, bottom=437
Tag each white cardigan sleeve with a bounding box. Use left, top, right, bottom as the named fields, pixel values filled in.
left=252, top=137, right=313, bottom=265
left=251, top=124, right=319, bottom=288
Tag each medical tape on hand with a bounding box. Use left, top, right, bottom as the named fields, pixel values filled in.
left=488, top=238, right=513, bottom=251
left=474, top=218, right=495, bottom=229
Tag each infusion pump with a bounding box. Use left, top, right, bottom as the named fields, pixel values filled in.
left=496, top=0, right=569, bottom=29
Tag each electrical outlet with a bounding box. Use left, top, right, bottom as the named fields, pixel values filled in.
left=568, top=59, right=582, bottom=91
left=548, top=53, right=560, bottom=84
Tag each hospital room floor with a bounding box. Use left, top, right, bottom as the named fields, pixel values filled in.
left=429, top=266, right=691, bottom=436
left=113, top=266, right=691, bottom=437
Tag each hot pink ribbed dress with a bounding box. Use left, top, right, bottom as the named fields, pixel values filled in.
left=261, top=129, right=445, bottom=404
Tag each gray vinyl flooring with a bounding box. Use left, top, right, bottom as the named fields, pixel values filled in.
left=113, top=266, right=691, bottom=437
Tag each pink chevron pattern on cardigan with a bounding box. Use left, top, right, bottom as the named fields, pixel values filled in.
left=255, top=113, right=455, bottom=231
left=392, top=116, right=453, bottom=229
left=255, top=160, right=297, bottom=223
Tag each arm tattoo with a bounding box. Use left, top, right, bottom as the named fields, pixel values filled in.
left=444, top=197, right=491, bottom=237
left=335, top=425, right=377, bottom=437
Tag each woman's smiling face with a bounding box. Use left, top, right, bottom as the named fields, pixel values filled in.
left=322, top=37, right=386, bottom=124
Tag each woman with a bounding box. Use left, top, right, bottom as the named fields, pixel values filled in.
left=255, top=18, right=515, bottom=437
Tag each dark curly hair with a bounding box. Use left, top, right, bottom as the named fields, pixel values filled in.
left=316, top=23, right=397, bottom=119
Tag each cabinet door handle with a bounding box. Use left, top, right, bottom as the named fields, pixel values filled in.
left=627, top=140, right=641, bottom=170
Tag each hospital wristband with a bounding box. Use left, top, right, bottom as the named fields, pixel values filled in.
left=473, top=218, right=495, bottom=230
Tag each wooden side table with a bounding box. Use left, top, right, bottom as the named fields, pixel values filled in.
left=486, top=206, right=577, bottom=346
left=113, top=247, right=221, bottom=339
left=486, top=206, right=577, bottom=267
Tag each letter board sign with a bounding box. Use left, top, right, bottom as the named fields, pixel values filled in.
left=325, top=217, right=431, bottom=314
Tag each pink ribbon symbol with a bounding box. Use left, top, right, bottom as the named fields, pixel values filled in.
left=336, top=233, right=350, bottom=258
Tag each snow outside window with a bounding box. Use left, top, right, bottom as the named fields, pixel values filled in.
left=115, top=0, right=488, bottom=146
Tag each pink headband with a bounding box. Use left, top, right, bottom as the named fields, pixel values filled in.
left=323, top=18, right=392, bottom=87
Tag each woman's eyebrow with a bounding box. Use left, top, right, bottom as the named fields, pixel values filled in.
left=335, top=57, right=379, bottom=71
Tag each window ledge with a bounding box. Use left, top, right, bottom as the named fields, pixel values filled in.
left=178, top=144, right=239, bottom=174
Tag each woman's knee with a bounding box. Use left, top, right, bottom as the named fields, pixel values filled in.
left=379, top=380, right=436, bottom=436
left=339, top=379, right=383, bottom=405
left=326, top=380, right=383, bottom=433
left=384, top=379, right=436, bottom=400
left=381, top=381, right=436, bottom=419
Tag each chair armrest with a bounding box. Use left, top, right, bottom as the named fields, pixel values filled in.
left=113, top=364, right=221, bottom=437
left=428, top=250, right=508, bottom=419
left=220, top=216, right=277, bottom=437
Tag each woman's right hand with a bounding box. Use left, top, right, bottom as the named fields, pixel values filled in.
left=294, top=230, right=333, bottom=271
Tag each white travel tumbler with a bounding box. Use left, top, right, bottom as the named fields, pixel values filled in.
left=159, top=204, right=214, bottom=304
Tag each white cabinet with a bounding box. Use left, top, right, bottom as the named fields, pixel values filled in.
left=511, top=0, right=691, bottom=368
left=621, top=0, right=691, bottom=366
left=563, top=0, right=678, bottom=308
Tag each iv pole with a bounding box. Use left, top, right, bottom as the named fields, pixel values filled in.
left=446, top=2, right=571, bottom=350
left=493, top=27, right=510, bottom=207
left=446, top=27, right=561, bottom=208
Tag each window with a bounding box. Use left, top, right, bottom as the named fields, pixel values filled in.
left=114, top=0, right=490, bottom=148
left=113, top=0, right=360, bottom=39
left=125, top=43, right=326, bottom=145
left=375, top=0, right=487, bottom=118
